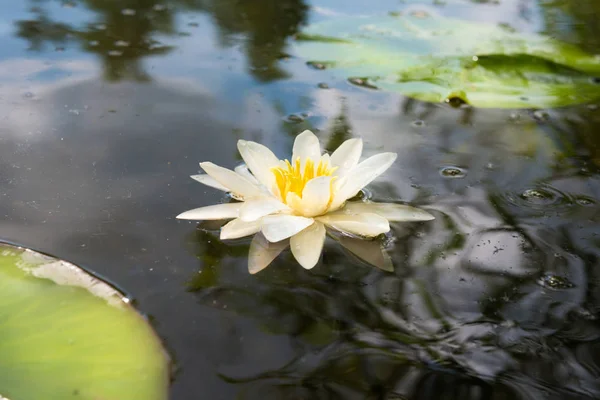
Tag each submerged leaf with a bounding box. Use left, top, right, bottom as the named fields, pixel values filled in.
left=0, top=244, right=169, bottom=400
left=293, top=13, right=600, bottom=108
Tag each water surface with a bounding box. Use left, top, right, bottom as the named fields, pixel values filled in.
left=0, top=0, right=599, bottom=399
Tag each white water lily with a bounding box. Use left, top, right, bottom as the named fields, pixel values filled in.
left=177, top=130, right=434, bottom=273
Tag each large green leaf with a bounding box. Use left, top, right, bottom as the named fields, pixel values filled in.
left=0, top=243, right=169, bottom=400
left=293, top=12, right=600, bottom=108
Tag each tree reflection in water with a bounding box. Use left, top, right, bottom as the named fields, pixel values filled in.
left=16, top=0, right=307, bottom=82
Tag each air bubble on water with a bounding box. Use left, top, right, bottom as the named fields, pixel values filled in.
left=89, top=40, right=99, bottom=47
left=108, top=50, right=123, bottom=57
left=440, top=166, right=467, bottom=178
left=284, top=114, right=304, bottom=123
left=23, top=92, right=34, bottom=99
left=317, top=82, right=329, bottom=89
left=575, top=196, right=595, bottom=206
left=153, top=4, right=167, bottom=11
left=121, top=8, right=136, bottom=16
left=188, top=22, right=199, bottom=27
left=411, top=119, right=425, bottom=127
left=537, top=273, right=575, bottom=290
left=520, top=188, right=554, bottom=203
left=307, top=61, right=326, bottom=70
left=55, top=46, right=65, bottom=52
left=410, top=10, right=430, bottom=18
left=348, top=77, right=378, bottom=89
left=533, top=110, right=550, bottom=121
left=509, top=112, right=520, bottom=121
left=114, top=40, right=130, bottom=47
left=95, top=23, right=107, bottom=30
left=68, top=109, right=81, bottom=115
left=587, top=104, right=598, bottom=111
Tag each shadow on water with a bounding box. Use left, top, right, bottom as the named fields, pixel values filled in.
left=1, top=0, right=600, bottom=399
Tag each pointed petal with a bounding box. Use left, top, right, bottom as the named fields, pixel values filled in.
left=330, top=152, right=397, bottom=209
left=296, top=176, right=332, bottom=217
left=237, top=140, right=280, bottom=191
left=261, top=215, right=314, bottom=242
left=200, top=162, right=263, bottom=200
left=292, top=130, right=321, bottom=163
left=337, top=236, right=394, bottom=272
left=220, top=218, right=262, bottom=240
left=176, top=203, right=241, bottom=220
left=316, top=212, right=390, bottom=237
left=290, top=222, right=326, bottom=270
left=330, top=138, right=363, bottom=178
left=248, top=233, right=289, bottom=274
left=341, top=202, right=435, bottom=221
left=234, top=164, right=260, bottom=185
left=239, top=197, right=289, bottom=222
left=190, top=174, right=229, bottom=192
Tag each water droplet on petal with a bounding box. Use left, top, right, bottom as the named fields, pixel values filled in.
left=537, top=273, right=574, bottom=289
left=440, top=166, right=467, bottom=178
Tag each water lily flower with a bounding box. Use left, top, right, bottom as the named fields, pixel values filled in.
left=178, top=130, right=434, bottom=273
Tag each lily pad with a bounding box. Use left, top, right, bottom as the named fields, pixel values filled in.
left=0, top=243, right=169, bottom=400
left=293, top=12, right=600, bottom=108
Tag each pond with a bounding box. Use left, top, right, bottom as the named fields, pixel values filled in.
left=0, top=0, right=599, bottom=399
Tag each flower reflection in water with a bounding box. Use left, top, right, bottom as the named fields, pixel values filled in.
left=187, top=185, right=600, bottom=399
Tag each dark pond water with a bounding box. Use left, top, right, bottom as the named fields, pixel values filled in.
left=1, top=0, right=600, bottom=399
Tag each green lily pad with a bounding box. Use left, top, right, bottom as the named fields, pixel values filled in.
left=293, top=12, right=600, bottom=108
left=0, top=243, right=169, bottom=400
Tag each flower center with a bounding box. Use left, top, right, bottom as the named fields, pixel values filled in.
left=271, top=157, right=336, bottom=202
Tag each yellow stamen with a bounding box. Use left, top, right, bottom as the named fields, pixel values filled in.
left=271, top=157, right=337, bottom=202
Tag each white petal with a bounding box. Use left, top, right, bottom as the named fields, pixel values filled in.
left=297, top=176, right=332, bottom=217
left=290, top=221, right=326, bottom=270
left=330, top=138, right=363, bottom=178
left=239, top=197, right=289, bottom=222
left=316, top=213, right=390, bottom=237
left=292, top=130, right=321, bottom=164
left=330, top=152, right=397, bottom=210
left=341, top=202, right=435, bottom=221
left=248, top=233, right=288, bottom=274
left=261, top=215, right=314, bottom=242
left=176, top=203, right=240, bottom=220
left=220, top=218, right=262, bottom=240
left=237, top=140, right=280, bottom=190
left=200, top=162, right=263, bottom=200
left=190, top=174, right=229, bottom=192
left=234, top=164, right=260, bottom=185
left=337, top=236, right=394, bottom=272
